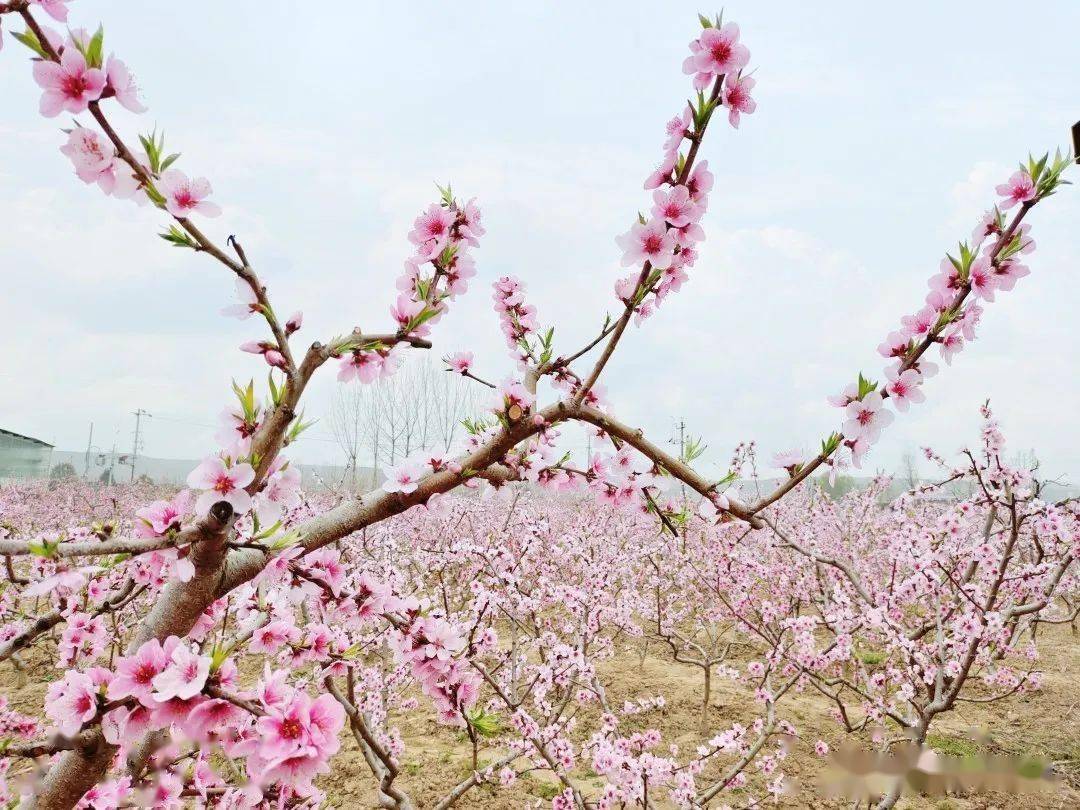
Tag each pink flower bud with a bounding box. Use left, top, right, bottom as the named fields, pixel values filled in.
left=264, top=350, right=287, bottom=369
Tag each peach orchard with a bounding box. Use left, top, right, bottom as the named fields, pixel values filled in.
left=0, top=2, right=1077, bottom=809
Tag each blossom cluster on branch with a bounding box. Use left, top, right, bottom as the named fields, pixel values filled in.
left=0, top=2, right=1075, bottom=808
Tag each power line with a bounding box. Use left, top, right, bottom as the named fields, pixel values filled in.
left=149, top=413, right=339, bottom=444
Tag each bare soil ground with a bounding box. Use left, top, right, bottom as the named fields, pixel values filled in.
left=5, top=628, right=1077, bottom=808
left=309, top=626, right=1080, bottom=808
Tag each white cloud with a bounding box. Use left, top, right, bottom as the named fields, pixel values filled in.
left=2, top=0, right=1078, bottom=484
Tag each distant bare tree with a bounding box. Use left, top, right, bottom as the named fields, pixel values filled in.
left=1011, top=447, right=1040, bottom=472
left=328, top=359, right=483, bottom=490
left=900, top=451, right=919, bottom=490
left=327, top=384, right=371, bottom=490
left=429, top=363, right=483, bottom=452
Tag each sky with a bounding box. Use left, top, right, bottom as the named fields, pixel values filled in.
left=2, top=0, right=1078, bottom=484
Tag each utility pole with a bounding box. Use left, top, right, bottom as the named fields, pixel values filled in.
left=669, top=418, right=687, bottom=459
left=131, top=409, right=151, bottom=482
left=84, top=422, right=94, bottom=476
left=669, top=418, right=688, bottom=499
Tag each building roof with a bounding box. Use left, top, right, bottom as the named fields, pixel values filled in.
left=0, top=428, right=54, bottom=448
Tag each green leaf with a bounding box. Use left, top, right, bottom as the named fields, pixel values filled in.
left=712, top=470, right=737, bottom=489
left=1027, top=151, right=1048, bottom=184
left=957, top=241, right=974, bottom=272
left=465, top=708, right=502, bottom=737
left=856, top=373, right=878, bottom=399
left=340, top=642, right=364, bottom=660
left=437, top=241, right=459, bottom=267
left=11, top=29, right=48, bottom=59
left=102, top=552, right=130, bottom=570
left=436, top=181, right=455, bottom=207
left=86, top=25, right=105, bottom=69
left=267, top=372, right=281, bottom=407
left=232, top=379, right=259, bottom=422
left=698, top=13, right=714, bottom=28
left=159, top=224, right=198, bottom=249
left=144, top=183, right=167, bottom=208
left=406, top=305, right=441, bottom=333
left=69, top=31, right=90, bottom=61
left=138, top=134, right=157, bottom=173
left=139, top=130, right=168, bottom=174
left=821, top=432, right=843, bottom=456
left=997, top=233, right=1027, bottom=262
left=683, top=434, right=707, bottom=463
left=1034, top=146, right=1074, bottom=197
left=253, top=519, right=284, bottom=541
left=268, top=529, right=301, bottom=551
left=28, top=536, right=61, bottom=559
left=159, top=153, right=181, bottom=173
left=461, top=417, right=493, bottom=436
left=209, top=643, right=231, bottom=672
left=286, top=411, right=316, bottom=444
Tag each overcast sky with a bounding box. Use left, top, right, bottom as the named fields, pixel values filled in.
left=2, top=0, right=1078, bottom=483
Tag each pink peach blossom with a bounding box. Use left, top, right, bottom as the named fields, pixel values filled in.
left=723, top=74, right=756, bottom=128
left=45, top=670, right=98, bottom=736
left=616, top=218, right=676, bottom=270
left=183, top=698, right=242, bottom=743
left=650, top=185, right=701, bottom=228
left=383, top=460, right=426, bottom=495
left=105, top=55, right=147, bottom=113
left=884, top=367, right=925, bottom=412
left=134, top=490, right=191, bottom=538
left=33, top=47, right=106, bottom=117
left=995, top=170, right=1036, bottom=210
left=685, top=160, right=714, bottom=203
left=151, top=642, right=211, bottom=702
left=445, top=351, right=473, bottom=375
left=221, top=278, right=261, bottom=319
left=31, top=0, right=71, bottom=23
left=158, top=170, right=221, bottom=218
left=408, top=204, right=455, bottom=260
left=186, top=456, right=255, bottom=515
left=688, top=23, right=750, bottom=77
left=842, top=391, right=893, bottom=443
left=108, top=638, right=167, bottom=706
left=967, top=256, right=997, bottom=301
left=59, top=127, right=116, bottom=190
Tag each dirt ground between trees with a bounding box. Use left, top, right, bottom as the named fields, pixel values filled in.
left=5, top=627, right=1078, bottom=808
left=322, top=630, right=1080, bottom=809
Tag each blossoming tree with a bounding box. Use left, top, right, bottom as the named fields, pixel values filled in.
left=0, top=1, right=1076, bottom=808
